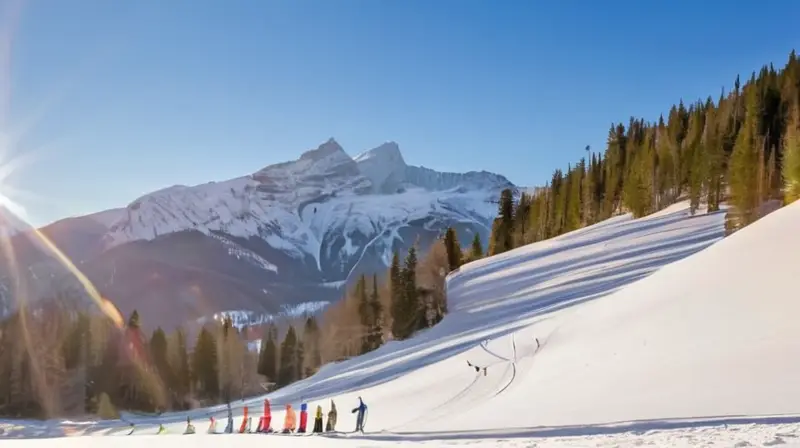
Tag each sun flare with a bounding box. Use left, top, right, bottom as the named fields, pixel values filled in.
left=0, top=0, right=126, bottom=330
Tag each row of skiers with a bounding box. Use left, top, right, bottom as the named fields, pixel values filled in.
left=181, top=397, right=368, bottom=435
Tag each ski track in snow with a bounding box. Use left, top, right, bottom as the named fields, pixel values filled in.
left=4, top=201, right=800, bottom=447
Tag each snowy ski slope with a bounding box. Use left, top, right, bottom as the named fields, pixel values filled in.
left=4, top=200, right=800, bottom=447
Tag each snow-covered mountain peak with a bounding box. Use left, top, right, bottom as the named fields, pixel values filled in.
left=355, top=142, right=408, bottom=194
left=299, top=137, right=347, bottom=162
left=353, top=141, right=513, bottom=194
left=354, top=141, right=404, bottom=164
left=254, top=138, right=359, bottom=185
left=95, top=137, right=514, bottom=274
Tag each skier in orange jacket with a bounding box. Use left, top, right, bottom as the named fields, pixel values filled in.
left=282, top=404, right=297, bottom=433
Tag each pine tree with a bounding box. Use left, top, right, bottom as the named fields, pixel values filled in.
left=550, top=170, right=566, bottom=234
left=257, top=329, right=271, bottom=378
left=302, top=317, right=322, bottom=377
left=622, top=150, right=652, bottom=218
left=513, top=192, right=531, bottom=244
left=443, top=227, right=462, bottom=272
left=581, top=156, right=594, bottom=224
left=656, top=117, right=676, bottom=205
left=169, top=327, right=190, bottom=407
left=705, top=99, right=725, bottom=211
left=369, top=274, right=384, bottom=351
left=119, top=309, right=151, bottom=411
left=783, top=100, right=800, bottom=204
left=729, top=82, right=763, bottom=228
left=767, top=147, right=778, bottom=199
left=277, top=326, right=298, bottom=386
left=564, top=168, right=582, bottom=230
left=265, top=324, right=278, bottom=382
left=527, top=190, right=545, bottom=242
left=404, top=246, right=422, bottom=334
left=295, top=339, right=305, bottom=381
left=469, top=232, right=483, bottom=260
left=489, top=188, right=514, bottom=254
left=149, top=328, right=171, bottom=393
left=94, top=321, right=120, bottom=408
left=62, top=313, right=89, bottom=370
left=602, top=124, right=627, bottom=217
left=389, top=251, right=405, bottom=340
left=685, top=103, right=707, bottom=214
left=355, top=275, right=371, bottom=355
left=257, top=324, right=279, bottom=386
left=128, top=310, right=140, bottom=329
left=191, top=327, right=219, bottom=400
left=218, top=317, right=234, bottom=403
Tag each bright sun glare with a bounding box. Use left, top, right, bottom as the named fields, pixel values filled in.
left=0, top=138, right=29, bottom=222
left=0, top=0, right=126, bottom=329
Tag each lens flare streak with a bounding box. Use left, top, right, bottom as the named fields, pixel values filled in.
left=0, top=0, right=168, bottom=416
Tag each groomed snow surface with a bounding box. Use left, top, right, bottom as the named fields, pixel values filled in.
left=4, top=200, right=800, bottom=447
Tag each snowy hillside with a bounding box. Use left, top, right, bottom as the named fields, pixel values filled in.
left=6, top=200, right=799, bottom=446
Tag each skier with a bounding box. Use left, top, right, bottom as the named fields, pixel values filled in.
left=184, top=416, right=195, bottom=434
left=238, top=406, right=249, bottom=433
left=224, top=403, right=234, bottom=433
left=282, top=403, right=297, bottom=433
left=207, top=416, right=217, bottom=434
left=326, top=400, right=337, bottom=432
left=466, top=360, right=487, bottom=376
left=157, top=423, right=166, bottom=435
left=535, top=337, right=540, bottom=350
left=298, top=402, right=308, bottom=433
left=257, top=399, right=272, bottom=433
left=313, top=405, right=324, bottom=433
left=351, top=397, right=368, bottom=433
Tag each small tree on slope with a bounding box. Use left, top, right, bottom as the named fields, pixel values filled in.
left=783, top=101, right=800, bottom=204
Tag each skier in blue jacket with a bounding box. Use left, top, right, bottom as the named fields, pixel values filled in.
left=351, top=397, right=367, bottom=432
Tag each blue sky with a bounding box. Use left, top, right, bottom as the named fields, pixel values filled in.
left=4, top=0, right=800, bottom=226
